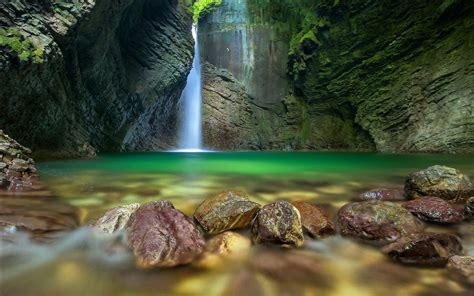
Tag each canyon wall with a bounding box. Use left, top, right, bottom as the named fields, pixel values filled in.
left=0, top=0, right=193, bottom=157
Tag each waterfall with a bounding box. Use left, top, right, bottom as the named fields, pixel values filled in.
left=177, top=25, right=203, bottom=152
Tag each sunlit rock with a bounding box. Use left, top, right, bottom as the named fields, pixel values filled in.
left=126, top=201, right=205, bottom=268
left=252, top=200, right=304, bottom=247
left=382, top=233, right=463, bottom=266
left=447, top=256, right=474, bottom=286
left=291, top=200, right=335, bottom=238
left=405, top=165, right=472, bottom=202
left=402, top=196, right=464, bottom=224
left=337, top=201, right=425, bottom=243
left=194, top=190, right=261, bottom=234
left=89, top=203, right=140, bottom=234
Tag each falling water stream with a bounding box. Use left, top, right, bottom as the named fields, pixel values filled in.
left=177, top=25, right=203, bottom=152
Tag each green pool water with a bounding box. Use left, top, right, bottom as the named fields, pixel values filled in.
left=2, top=152, right=473, bottom=296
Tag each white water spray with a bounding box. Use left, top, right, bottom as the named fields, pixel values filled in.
left=177, top=25, right=203, bottom=152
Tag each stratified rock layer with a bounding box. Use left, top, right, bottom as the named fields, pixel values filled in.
left=194, top=190, right=261, bottom=234
left=382, top=233, right=463, bottom=266
left=291, top=201, right=335, bottom=238
left=252, top=200, right=304, bottom=247
left=337, top=201, right=424, bottom=243
left=90, top=203, right=140, bottom=234
left=404, top=165, right=472, bottom=201
left=126, top=201, right=205, bottom=268
left=402, top=196, right=464, bottom=224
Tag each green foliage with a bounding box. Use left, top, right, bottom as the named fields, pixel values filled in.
left=0, top=27, right=44, bottom=63
left=193, top=0, right=223, bottom=23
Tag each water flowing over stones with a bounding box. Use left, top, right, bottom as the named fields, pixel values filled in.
left=337, top=201, right=425, bottom=243
left=291, top=201, right=335, bottom=238
left=90, top=203, right=140, bottom=234
left=194, top=190, right=261, bottom=234
left=252, top=200, right=304, bottom=247
left=402, top=196, right=465, bottom=224
left=126, top=201, right=205, bottom=268
left=404, top=165, right=472, bottom=201
left=447, top=256, right=474, bottom=286
left=382, top=233, right=463, bottom=266
left=357, top=188, right=405, bottom=202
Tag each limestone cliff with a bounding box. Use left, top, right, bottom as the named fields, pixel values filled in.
left=0, top=0, right=193, bottom=157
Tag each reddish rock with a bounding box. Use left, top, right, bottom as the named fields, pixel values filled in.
left=252, top=200, right=304, bottom=247
left=126, top=201, right=205, bottom=268
left=90, top=203, right=140, bottom=234
left=291, top=201, right=335, bottom=238
left=382, top=233, right=463, bottom=266
left=358, top=188, right=405, bottom=201
left=402, top=196, right=464, bottom=224
left=447, top=256, right=474, bottom=286
left=337, top=201, right=424, bottom=243
left=404, top=165, right=472, bottom=202
left=194, top=190, right=261, bottom=234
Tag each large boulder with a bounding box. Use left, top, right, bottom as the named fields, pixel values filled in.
left=404, top=165, right=472, bottom=201
left=337, top=201, right=424, bottom=243
left=252, top=200, right=304, bottom=247
left=447, top=256, right=474, bottom=286
left=126, top=201, right=205, bottom=268
left=402, top=196, right=465, bottom=224
left=291, top=201, right=335, bottom=238
left=382, top=233, right=463, bottom=266
left=90, top=203, right=140, bottom=234
left=194, top=190, right=261, bottom=234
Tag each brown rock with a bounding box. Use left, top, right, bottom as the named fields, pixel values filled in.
left=126, top=201, right=205, bottom=268
left=291, top=201, right=335, bottom=238
left=337, top=201, right=425, bottom=243
left=382, top=233, right=463, bottom=266
left=404, top=165, right=472, bottom=202
left=252, top=200, right=304, bottom=247
left=358, top=188, right=405, bottom=201
left=90, top=203, right=140, bottom=234
left=447, top=256, right=474, bottom=286
left=465, top=197, right=474, bottom=220
left=194, top=190, right=261, bottom=234
left=402, top=196, right=464, bottom=224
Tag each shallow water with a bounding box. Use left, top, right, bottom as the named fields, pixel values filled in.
left=1, top=152, right=473, bottom=295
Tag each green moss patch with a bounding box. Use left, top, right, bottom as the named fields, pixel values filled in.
left=193, top=0, right=223, bottom=23
left=0, top=27, right=44, bottom=63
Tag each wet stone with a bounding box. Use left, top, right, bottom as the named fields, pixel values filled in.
left=252, top=200, right=304, bottom=247
left=465, top=197, right=474, bottom=220
left=337, top=201, right=425, bottom=243
left=402, top=196, right=465, bottom=224
left=382, top=233, right=463, bottom=266
left=358, top=188, right=405, bottom=201
left=447, top=256, right=474, bottom=286
left=404, top=165, right=472, bottom=202
left=90, top=203, right=140, bottom=234
left=194, top=190, right=261, bottom=234
left=126, top=200, right=205, bottom=268
left=291, top=201, right=335, bottom=238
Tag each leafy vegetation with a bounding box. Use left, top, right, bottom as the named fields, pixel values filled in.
left=193, top=0, right=222, bottom=23
left=0, top=27, right=44, bottom=63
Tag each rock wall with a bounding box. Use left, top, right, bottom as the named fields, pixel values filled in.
left=0, top=0, right=193, bottom=157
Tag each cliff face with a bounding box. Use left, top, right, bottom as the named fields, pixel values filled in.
left=0, top=0, right=193, bottom=157
left=200, top=0, right=474, bottom=153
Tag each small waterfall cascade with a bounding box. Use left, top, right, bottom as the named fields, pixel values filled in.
left=177, top=25, right=203, bottom=152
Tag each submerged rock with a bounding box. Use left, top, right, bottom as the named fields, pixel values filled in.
left=337, top=201, right=424, bottom=243
left=252, top=200, right=304, bottom=247
left=404, top=165, right=472, bottom=201
left=291, top=201, right=335, bottom=238
left=194, top=190, right=261, bottom=234
left=402, top=196, right=464, bottom=224
left=90, top=203, right=140, bottom=234
left=126, top=201, right=205, bottom=268
left=447, top=256, right=474, bottom=286
left=358, top=188, right=405, bottom=201
left=382, top=233, right=463, bottom=266
left=465, top=197, right=474, bottom=220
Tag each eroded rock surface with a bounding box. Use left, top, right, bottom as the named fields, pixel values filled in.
left=194, top=190, right=261, bottom=234
left=126, top=201, right=205, bottom=268
left=447, top=256, right=474, bottom=286
left=402, top=196, right=464, bottom=224
left=404, top=166, right=472, bottom=201
left=358, top=188, right=405, bottom=201
left=291, top=201, right=335, bottom=238
left=90, top=203, right=140, bottom=234
left=382, top=233, right=463, bottom=266
left=337, top=201, right=424, bottom=243
left=252, top=200, right=304, bottom=247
